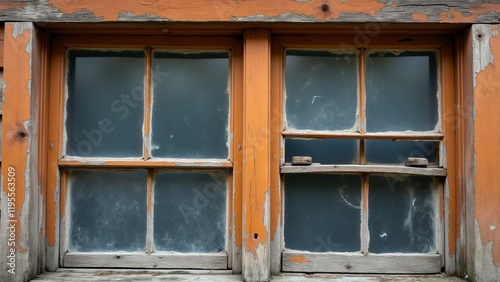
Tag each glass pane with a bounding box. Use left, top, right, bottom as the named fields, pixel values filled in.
left=368, top=175, right=437, bottom=253
left=285, top=138, right=359, bottom=164
left=68, top=169, right=147, bottom=252
left=66, top=50, right=145, bottom=157
left=285, top=50, right=358, bottom=131
left=151, top=52, right=229, bottom=159
left=366, top=140, right=437, bottom=164
left=284, top=174, right=361, bottom=252
left=154, top=171, right=227, bottom=253
left=366, top=51, right=438, bottom=132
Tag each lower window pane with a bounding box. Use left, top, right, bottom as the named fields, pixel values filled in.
left=368, top=175, right=437, bottom=253
left=68, top=169, right=148, bottom=252
left=154, top=171, right=227, bottom=253
left=284, top=174, right=362, bottom=252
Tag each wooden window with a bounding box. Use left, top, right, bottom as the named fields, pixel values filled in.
left=48, top=35, right=242, bottom=269
left=275, top=35, right=455, bottom=274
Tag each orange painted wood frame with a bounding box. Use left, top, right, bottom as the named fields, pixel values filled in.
left=270, top=33, right=458, bottom=274
left=45, top=34, right=244, bottom=271
left=242, top=29, right=272, bottom=281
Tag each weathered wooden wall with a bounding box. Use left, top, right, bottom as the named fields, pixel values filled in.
left=0, top=0, right=499, bottom=23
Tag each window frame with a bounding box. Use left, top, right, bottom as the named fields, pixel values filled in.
left=47, top=35, right=244, bottom=270
left=271, top=34, right=456, bottom=274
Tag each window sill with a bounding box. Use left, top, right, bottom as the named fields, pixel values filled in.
left=32, top=269, right=467, bottom=281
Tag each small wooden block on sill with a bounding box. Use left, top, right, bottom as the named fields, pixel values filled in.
left=292, top=156, right=312, bottom=165
left=405, top=157, right=429, bottom=167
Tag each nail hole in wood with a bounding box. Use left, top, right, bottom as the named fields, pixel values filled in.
left=18, top=131, right=27, bottom=138
left=477, top=33, right=483, bottom=40
left=116, top=255, right=121, bottom=259
left=254, top=233, right=259, bottom=239
left=345, top=264, right=352, bottom=269
left=321, top=4, right=329, bottom=12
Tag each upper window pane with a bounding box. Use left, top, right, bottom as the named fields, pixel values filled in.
left=365, top=51, right=439, bottom=132
left=285, top=50, right=358, bottom=131
left=66, top=50, right=145, bottom=157
left=151, top=51, right=229, bottom=159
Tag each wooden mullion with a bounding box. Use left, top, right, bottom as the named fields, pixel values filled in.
left=58, top=158, right=233, bottom=169
left=361, top=174, right=369, bottom=256
left=282, top=131, right=444, bottom=140
left=143, top=47, right=152, bottom=160
left=146, top=169, right=154, bottom=254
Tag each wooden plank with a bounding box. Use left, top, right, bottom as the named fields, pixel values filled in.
left=230, top=41, right=244, bottom=273
left=270, top=36, right=284, bottom=275
left=242, top=29, right=271, bottom=282
left=0, top=25, right=4, bottom=67
left=281, top=164, right=447, bottom=176
left=291, top=156, right=312, bottom=165
left=64, top=253, right=228, bottom=269
left=282, top=252, right=442, bottom=273
left=0, top=1, right=499, bottom=23
left=0, top=22, right=45, bottom=282
left=58, top=158, right=233, bottom=168
left=283, top=131, right=444, bottom=140
left=470, top=24, right=500, bottom=282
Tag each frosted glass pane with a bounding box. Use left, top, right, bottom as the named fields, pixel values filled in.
left=285, top=50, right=358, bottom=131
left=368, top=175, right=437, bottom=253
left=366, top=51, right=438, bottom=132
left=69, top=170, right=147, bottom=252
left=154, top=171, right=227, bottom=253
left=284, top=174, right=361, bottom=252
left=366, top=140, right=437, bottom=164
left=285, top=138, right=359, bottom=164
left=151, top=52, right=229, bottom=159
left=66, top=50, right=145, bottom=157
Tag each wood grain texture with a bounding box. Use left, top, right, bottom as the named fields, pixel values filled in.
left=242, top=29, right=271, bottom=282
left=0, top=1, right=499, bottom=23
left=0, top=22, right=45, bottom=282
left=64, top=253, right=228, bottom=269
left=282, top=252, right=441, bottom=273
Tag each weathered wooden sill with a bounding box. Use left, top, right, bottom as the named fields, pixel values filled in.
left=32, top=269, right=467, bottom=281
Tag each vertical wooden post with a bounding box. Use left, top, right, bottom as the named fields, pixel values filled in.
left=470, top=24, right=500, bottom=281
left=0, top=22, right=45, bottom=282
left=242, top=29, right=271, bottom=282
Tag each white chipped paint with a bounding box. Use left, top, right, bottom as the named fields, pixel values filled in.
left=472, top=25, right=498, bottom=88
left=242, top=243, right=270, bottom=282
left=490, top=225, right=496, bottom=231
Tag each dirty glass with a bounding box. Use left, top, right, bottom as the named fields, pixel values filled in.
left=151, top=52, right=229, bottom=159
left=68, top=169, right=147, bottom=252
left=285, top=138, right=359, bottom=164
left=366, top=140, right=437, bottom=164
left=284, top=174, right=362, bottom=252
left=368, top=175, right=437, bottom=253
left=365, top=51, right=438, bottom=132
left=285, top=50, right=358, bottom=131
left=66, top=50, right=145, bottom=158
left=154, top=171, right=227, bottom=253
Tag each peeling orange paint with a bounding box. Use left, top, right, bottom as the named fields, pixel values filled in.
left=2, top=26, right=32, bottom=254
left=412, top=12, right=429, bottom=23
left=474, top=25, right=500, bottom=265
left=243, top=29, right=271, bottom=257
left=47, top=0, right=385, bottom=22
left=290, top=255, right=310, bottom=264
left=438, top=8, right=477, bottom=23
